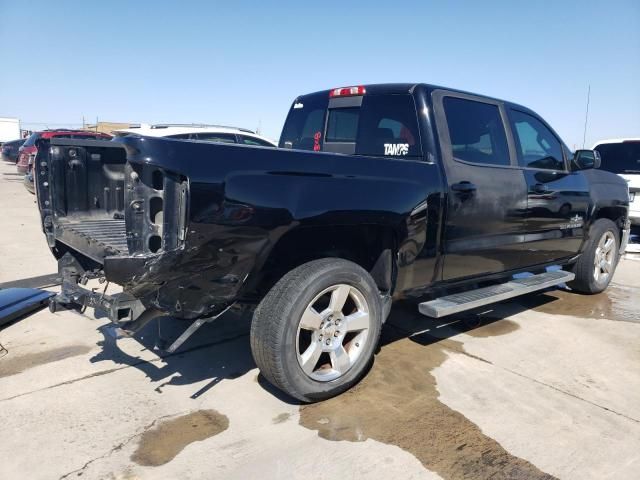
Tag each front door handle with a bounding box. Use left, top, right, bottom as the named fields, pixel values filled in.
left=451, top=181, right=477, bottom=193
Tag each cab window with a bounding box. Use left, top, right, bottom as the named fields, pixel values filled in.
left=443, top=96, right=510, bottom=166
left=325, top=108, right=359, bottom=143
left=355, top=95, right=421, bottom=158
left=324, top=95, right=421, bottom=158
left=509, top=109, right=565, bottom=170
left=279, top=94, right=328, bottom=150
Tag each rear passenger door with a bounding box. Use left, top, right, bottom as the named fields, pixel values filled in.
left=433, top=91, right=529, bottom=280
left=507, top=108, right=590, bottom=263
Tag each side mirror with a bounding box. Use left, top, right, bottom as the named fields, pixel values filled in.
left=572, top=149, right=601, bottom=171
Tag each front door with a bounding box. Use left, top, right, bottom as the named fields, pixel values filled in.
left=433, top=91, right=529, bottom=281
left=507, top=108, right=590, bottom=264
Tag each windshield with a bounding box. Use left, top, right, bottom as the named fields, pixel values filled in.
left=595, top=141, right=640, bottom=174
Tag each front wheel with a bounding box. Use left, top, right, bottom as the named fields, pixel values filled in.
left=250, top=258, right=383, bottom=403
left=568, top=218, right=620, bottom=294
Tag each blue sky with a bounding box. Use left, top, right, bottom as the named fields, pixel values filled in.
left=1, top=0, right=638, bottom=147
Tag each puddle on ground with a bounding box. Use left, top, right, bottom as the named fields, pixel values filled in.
left=0, top=345, right=92, bottom=378
left=131, top=410, right=229, bottom=467
left=520, top=286, right=638, bottom=323
left=453, top=319, right=520, bottom=338
left=300, top=316, right=556, bottom=480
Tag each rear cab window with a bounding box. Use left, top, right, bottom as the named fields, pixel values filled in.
left=280, top=93, right=328, bottom=151
left=280, top=92, right=422, bottom=159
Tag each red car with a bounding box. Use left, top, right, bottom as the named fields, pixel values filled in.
left=17, top=130, right=112, bottom=175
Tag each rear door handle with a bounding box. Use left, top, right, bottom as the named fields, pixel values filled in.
left=451, top=181, right=477, bottom=193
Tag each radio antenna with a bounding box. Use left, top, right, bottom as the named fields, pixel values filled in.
left=582, top=84, right=591, bottom=149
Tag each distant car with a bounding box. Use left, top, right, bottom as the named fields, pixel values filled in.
left=18, top=130, right=112, bottom=193
left=112, top=123, right=277, bottom=147
left=593, top=139, right=640, bottom=229
left=1, top=138, right=26, bottom=163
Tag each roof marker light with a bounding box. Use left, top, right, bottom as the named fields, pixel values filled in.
left=329, top=86, right=366, bottom=98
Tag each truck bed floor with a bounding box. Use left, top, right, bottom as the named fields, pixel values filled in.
left=57, top=218, right=128, bottom=258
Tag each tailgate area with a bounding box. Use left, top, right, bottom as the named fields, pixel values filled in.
left=37, top=137, right=188, bottom=266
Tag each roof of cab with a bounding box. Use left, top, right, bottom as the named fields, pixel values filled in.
left=298, top=82, right=528, bottom=110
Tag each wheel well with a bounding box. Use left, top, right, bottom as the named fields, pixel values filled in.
left=594, top=206, right=627, bottom=234
left=245, top=225, right=397, bottom=301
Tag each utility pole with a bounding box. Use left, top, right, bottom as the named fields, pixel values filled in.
left=582, top=84, right=591, bottom=149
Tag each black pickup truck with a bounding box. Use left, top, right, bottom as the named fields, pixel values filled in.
left=36, top=83, right=630, bottom=402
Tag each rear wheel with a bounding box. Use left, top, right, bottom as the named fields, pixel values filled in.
left=568, top=218, right=620, bottom=294
left=250, top=258, right=382, bottom=403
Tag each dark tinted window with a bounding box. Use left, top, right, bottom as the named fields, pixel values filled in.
left=510, top=110, right=564, bottom=170
left=326, top=108, right=359, bottom=143
left=167, top=133, right=193, bottom=140
left=195, top=133, right=237, bottom=143
left=443, top=97, right=510, bottom=166
left=356, top=95, right=421, bottom=158
left=239, top=135, right=274, bottom=147
left=279, top=94, right=328, bottom=150
left=22, top=133, right=40, bottom=147
left=594, top=141, right=640, bottom=174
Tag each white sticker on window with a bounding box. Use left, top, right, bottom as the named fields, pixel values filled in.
left=384, top=143, right=409, bottom=156
left=293, top=102, right=304, bottom=109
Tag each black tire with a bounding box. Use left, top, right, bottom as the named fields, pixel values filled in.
left=250, top=258, right=383, bottom=403
left=567, top=218, right=620, bottom=294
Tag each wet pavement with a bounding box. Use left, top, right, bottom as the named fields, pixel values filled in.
left=300, top=313, right=556, bottom=479
left=131, top=410, right=229, bottom=467
left=1, top=159, right=639, bottom=479
left=521, top=284, right=639, bottom=323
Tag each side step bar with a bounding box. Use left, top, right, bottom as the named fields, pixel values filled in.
left=419, top=270, right=575, bottom=318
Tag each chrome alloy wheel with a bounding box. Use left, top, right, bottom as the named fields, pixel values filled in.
left=295, top=284, right=371, bottom=382
left=593, top=231, right=616, bottom=283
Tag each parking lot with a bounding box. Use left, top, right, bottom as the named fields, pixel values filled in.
left=0, top=158, right=639, bottom=479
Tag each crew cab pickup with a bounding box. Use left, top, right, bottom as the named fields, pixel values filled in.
left=36, top=83, right=630, bottom=402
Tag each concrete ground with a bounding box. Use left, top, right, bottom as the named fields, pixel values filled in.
left=0, top=158, right=639, bottom=480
